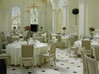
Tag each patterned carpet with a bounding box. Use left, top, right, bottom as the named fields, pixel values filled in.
left=7, top=48, right=83, bottom=74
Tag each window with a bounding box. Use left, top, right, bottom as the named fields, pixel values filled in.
left=11, top=7, right=21, bottom=29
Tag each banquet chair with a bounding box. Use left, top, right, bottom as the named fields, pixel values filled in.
left=12, top=37, right=20, bottom=42
left=0, top=38, right=6, bottom=53
left=20, top=44, right=34, bottom=73
left=35, top=37, right=43, bottom=42
left=36, top=32, right=41, bottom=37
left=0, top=32, right=6, bottom=43
left=56, top=35, right=62, bottom=48
left=0, top=38, right=3, bottom=50
left=0, top=38, right=10, bottom=67
left=74, top=35, right=78, bottom=42
left=80, top=47, right=88, bottom=74
left=84, top=54, right=99, bottom=74
left=68, top=36, right=77, bottom=57
left=93, top=46, right=99, bottom=61
left=39, top=42, right=56, bottom=66
left=46, top=33, right=52, bottom=43
left=82, top=39, right=91, bottom=56
left=69, top=36, right=75, bottom=46
left=0, top=53, right=10, bottom=67
left=6, top=36, right=12, bottom=44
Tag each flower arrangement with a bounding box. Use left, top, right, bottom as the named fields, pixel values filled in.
left=89, top=27, right=95, bottom=32
left=62, top=27, right=66, bottom=35
left=62, top=27, right=66, bottom=30
left=24, top=26, right=31, bottom=43
left=40, top=26, right=43, bottom=32
left=89, top=27, right=95, bottom=40
left=25, top=26, right=30, bottom=30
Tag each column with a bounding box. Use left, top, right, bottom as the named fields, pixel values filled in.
left=52, top=9, right=56, bottom=33
left=62, top=5, right=67, bottom=34
left=79, top=0, right=85, bottom=36
left=66, top=3, right=69, bottom=34
left=63, top=5, right=67, bottom=27
left=85, top=0, right=88, bottom=36
left=5, top=10, right=9, bottom=35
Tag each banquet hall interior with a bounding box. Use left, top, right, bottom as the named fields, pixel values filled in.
left=0, top=0, right=99, bottom=74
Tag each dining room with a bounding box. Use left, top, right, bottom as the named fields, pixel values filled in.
left=0, top=0, right=99, bottom=74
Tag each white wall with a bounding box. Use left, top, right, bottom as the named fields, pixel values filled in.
left=0, top=0, right=99, bottom=35
left=0, top=0, right=52, bottom=34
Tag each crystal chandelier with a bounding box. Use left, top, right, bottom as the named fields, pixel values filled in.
left=24, top=0, right=38, bottom=12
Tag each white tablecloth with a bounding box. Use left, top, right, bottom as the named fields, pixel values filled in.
left=61, top=36, right=69, bottom=48
left=6, top=41, right=48, bottom=66
left=74, top=40, right=99, bottom=54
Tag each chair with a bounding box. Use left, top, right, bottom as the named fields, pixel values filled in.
left=84, top=54, right=99, bottom=74
left=82, top=39, right=91, bottom=56
left=0, top=53, right=10, bottom=67
left=74, top=35, right=78, bottom=42
left=56, top=35, right=62, bottom=48
left=0, top=38, right=10, bottom=67
left=56, top=35, right=61, bottom=42
left=0, top=38, right=6, bottom=53
left=80, top=47, right=88, bottom=74
left=0, top=32, right=6, bottom=43
left=12, top=37, right=20, bottom=42
left=69, top=36, right=75, bottom=46
left=6, top=36, right=12, bottom=44
left=93, top=46, right=99, bottom=61
left=20, top=44, right=34, bottom=73
left=68, top=36, right=77, bottom=57
left=39, top=42, right=56, bottom=66
left=46, top=33, right=52, bottom=43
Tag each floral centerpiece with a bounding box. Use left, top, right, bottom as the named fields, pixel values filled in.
left=25, top=26, right=30, bottom=31
left=62, top=27, right=66, bottom=35
left=24, top=26, right=31, bottom=43
left=40, top=26, right=43, bottom=32
left=89, top=27, right=95, bottom=40
left=12, top=26, right=17, bottom=34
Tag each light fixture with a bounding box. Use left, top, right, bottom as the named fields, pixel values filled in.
left=28, top=0, right=39, bottom=8
left=24, top=0, right=38, bottom=12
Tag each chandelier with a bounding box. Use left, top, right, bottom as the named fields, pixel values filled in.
left=24, top=0, right=38, bottom=12
left=28, top=3, right=38, bottom=8
left=41, top=0, right=49, bottom=2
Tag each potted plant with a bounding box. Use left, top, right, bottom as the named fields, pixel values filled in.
left=72, top=8, right=79, bottom=25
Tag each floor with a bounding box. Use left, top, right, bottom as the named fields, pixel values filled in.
left=7, top=48, right=83, bottom=74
